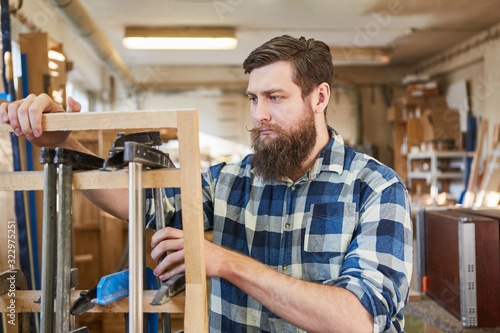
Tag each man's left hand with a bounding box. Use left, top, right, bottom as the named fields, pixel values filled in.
left=150, top=227, right=227, bottom=280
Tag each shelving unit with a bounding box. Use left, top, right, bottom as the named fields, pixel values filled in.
left=0, top=109, right=208, bottom=332
left=407, top=151, right=466, bottom=203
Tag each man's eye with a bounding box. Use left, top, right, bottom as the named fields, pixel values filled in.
left=249, top=97, right=257, bottom=103
left=270, top=96, right=281, bottom=101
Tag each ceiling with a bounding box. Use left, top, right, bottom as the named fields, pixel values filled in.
left=75, top=0, right=500, bottom=71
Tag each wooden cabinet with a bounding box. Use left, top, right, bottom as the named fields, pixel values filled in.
left=418, top=209, right=500, bottom=327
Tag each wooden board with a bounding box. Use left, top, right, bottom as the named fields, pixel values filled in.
left=0, top=109, right=182, bottom=133
left=474, top=131, right=500, bottom=207
left=0, top=290, right=185, bottom=313
left=474, top=151, right=500, bottom=207
left=0, top=168, right=180, bottom=191
left=177, top=110, right=208, bottom=332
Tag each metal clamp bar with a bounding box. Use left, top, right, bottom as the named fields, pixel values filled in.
left=55, top=163, right=73, bottom=333
left=122, top=136, right=173, bottom=332
left=39, top=147, right=57, bottom=333
left=154, top=187, right=171, bottom=333
left=129, top=161, right=144, bottom=332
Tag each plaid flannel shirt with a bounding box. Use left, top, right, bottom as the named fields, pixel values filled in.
left=146, top=127, right=413, bottom=332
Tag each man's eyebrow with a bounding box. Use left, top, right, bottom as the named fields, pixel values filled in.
left=264, top=88, right=284, bottom=95
left=246, top=88, right=284, bottom=96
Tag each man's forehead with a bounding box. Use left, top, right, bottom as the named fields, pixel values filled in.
left=248, top=61, right=292, bottom=79
left=246, top=61, right=297, bottom=94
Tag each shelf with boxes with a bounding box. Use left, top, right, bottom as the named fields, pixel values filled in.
left=388, top=81, right=465, bottom=205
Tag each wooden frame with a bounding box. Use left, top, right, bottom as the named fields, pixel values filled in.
left=0, top=109, right=208, bottom=332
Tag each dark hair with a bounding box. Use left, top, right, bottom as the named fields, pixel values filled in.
left=243, top=35, right=334, bottom=99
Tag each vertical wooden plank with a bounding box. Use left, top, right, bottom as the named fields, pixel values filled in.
left=393, top=121, right=407, bottom=182
left=19, top=32, right=50, bottom=275
left=73, top=228, right=102, bottom=289
left=177, top=110, right=208, bottom=332
left=100, top=214, right=125, bottom=275
left=19, top=32, right=49, bottom=95
left=493, top=123, right=500, bottom=148
left=407, top=118, right=424, bottom=149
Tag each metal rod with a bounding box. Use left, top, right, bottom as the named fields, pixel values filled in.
left=41, top=162, right=57, bottom=333
left=129, top=161, right=143, bottom=332
left=154, top=188, right=166, bottom=229
left=161, top=314, right=171, bottom=333
left=55, top=164, right=73, bottom=333
left=154, top=187, right=171, bottom=333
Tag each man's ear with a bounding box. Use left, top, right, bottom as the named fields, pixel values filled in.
left=314, top=82, right=330, bottom=114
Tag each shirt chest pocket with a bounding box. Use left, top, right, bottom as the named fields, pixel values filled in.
left=304, top=202, right=358, bottom=260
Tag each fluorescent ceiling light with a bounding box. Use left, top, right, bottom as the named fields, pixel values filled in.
left=123, top=37, right=237, bottom=50
left=123, top=27, right=238, bottom=50
left=329, top=47, right=391, bottom=65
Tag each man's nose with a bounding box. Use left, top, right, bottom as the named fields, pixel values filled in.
left=254, top=101, right=271, bottom=123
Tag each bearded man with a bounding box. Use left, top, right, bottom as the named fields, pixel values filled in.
left=1, top=35, right=413, bottom=333
left=149, top=35, right=413, bottom=333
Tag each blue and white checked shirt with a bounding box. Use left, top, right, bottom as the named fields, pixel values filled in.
left=146, top=127, right=413, bottom=332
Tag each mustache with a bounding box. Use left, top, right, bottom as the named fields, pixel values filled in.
left=246, top=123, right=285, bottom=135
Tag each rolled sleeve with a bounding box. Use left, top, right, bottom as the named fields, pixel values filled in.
left=324, top=182, right=413, bottom=332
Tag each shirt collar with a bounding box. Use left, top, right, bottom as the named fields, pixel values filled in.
left=307, top=126, right=345, bottom=180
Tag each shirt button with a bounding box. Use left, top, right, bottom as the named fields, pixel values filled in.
left=282, top=265, right=288, bottom=271
left=291, top=186, right=296, bottom=191
left=285, top=223, right=291, bottom=230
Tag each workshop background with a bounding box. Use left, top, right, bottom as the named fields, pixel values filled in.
left=1, top=0, right=500, bottom=332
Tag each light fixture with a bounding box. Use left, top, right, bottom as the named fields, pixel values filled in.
left=329, top=47, right=391, bottom=65
left=48, top=61, right=59, bottom=70
left=123, top=27, right=238, bottom=50
left=48, top=50, right=66, bottom=62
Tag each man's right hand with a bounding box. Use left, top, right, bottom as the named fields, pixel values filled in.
left=1, top=93, right=132, bottom=221
left=0, top=93, right=81, bottom=148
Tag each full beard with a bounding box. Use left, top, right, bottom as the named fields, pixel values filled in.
left=250, top=109, right=317, bottom=182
